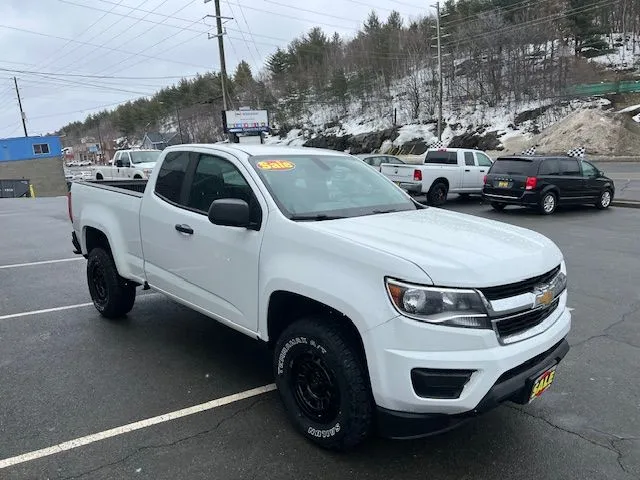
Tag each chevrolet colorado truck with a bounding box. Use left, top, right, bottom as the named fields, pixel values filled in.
left=68, top=144, right=571, bottom=450
left=381, top=148, right=494, bottom=205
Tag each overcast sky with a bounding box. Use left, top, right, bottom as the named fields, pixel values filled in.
left=0, top=0, right=433, bottom=138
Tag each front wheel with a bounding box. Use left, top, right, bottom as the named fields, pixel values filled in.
left=596, top=189, right=612, bottom=209
left=274, top=317, right=374, bottom=451
left=539, top=192, right=557, bottom=215
left=87, top=248, right=136, bottom=319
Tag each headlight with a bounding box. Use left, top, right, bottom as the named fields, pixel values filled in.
left=385, top=278, right=490, bottom=328
left=143, top=168, right=153, bottom=177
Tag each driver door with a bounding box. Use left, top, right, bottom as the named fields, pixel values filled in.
left=140, top=150, right=267, bottom=333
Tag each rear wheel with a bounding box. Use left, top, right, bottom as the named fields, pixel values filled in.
left=539, top=192, right=557, bottom=215
left=87, top=248, right=136, bottom=319
left=491, top=202, right=506, bottom=211
left=428, top=182, right=448, bottom=206
left=596, top=189, right=612, bottom=209
left=274, top=317, right=374, bottom=451
left=96, top=173, right=103, bottom=180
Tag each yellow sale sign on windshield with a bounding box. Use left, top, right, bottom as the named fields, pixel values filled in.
left=256, top=160, right=295, bottom=171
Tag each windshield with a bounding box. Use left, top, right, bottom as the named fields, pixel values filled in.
left=130, top=150, right=161, bottom=164
left=248, top=154, right=418, bottom=220
left=490, top=158, right=538, bottom=175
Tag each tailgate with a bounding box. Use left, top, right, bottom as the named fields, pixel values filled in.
left=380, top=164, right=417, bottom=182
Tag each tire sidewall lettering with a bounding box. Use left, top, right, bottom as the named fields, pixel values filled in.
left=276, top=335, right=328, bottom=376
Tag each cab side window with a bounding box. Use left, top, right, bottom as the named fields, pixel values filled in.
left=186, top=154, right=261, bottom=224
left=155, top=151, right=190, bottom=205
left=476, top=153, right=493, bottom=167
left=464, top=152, right=475, bottom=166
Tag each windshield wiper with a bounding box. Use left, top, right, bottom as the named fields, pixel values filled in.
left=289, top=214, right=347, bottom=221
left=371, top=209, right=399, bottom=215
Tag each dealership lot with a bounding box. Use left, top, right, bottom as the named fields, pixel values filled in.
left=0, top=197, right=638, bottom=480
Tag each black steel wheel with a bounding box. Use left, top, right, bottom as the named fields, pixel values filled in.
left=87, top=248, right=136, bottom=319
left=274, top=317, right=374, bottom=451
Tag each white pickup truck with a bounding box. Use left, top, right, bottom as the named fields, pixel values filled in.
left=69, top=144, right=571, bottom=451
left=380, top=148, right=494, bottom=205
left=93, top=149, right=161, bottom=180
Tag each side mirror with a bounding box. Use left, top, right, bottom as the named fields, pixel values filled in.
left=208, top=198, right=251, bottom=228
left=115, top=160, right=123, bottom=168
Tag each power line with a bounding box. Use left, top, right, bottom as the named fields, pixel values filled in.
left=0, top=67, right=200, bottom=80
left=262, top=0, right=362, bottom=25
left=224, top=1, right=260, bottom=69
left=236, top=4, right=263, bottom=62
left=39, top=0, right=128, bottom=72
left=0, top=23, right=212, bottom=71
left=48, top=0, right=152, bottom=74
left=90, top=0, right=200, bottom=75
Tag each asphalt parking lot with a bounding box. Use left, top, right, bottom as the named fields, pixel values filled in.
left=1, top=196, right=638, bottom=480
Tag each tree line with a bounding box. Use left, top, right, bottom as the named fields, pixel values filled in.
left=59, top=0, right=639, bottom=148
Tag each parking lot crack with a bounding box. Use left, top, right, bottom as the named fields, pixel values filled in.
left=571, top=300, right=640, bottom=349
left=57, top=398, right=265, bottom=480
left=506, top=405, right=616, bottom=452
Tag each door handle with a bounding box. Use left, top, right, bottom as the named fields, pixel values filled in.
left=465, top=169, right=471, bottom=172
left=175, top=224, right=194, bottom=235
left=480, top=170, right=486, bottom=172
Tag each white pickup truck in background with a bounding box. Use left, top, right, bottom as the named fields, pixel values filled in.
left=380, top=148, right=494, bottom=205
left=93, top=149, right=161, bottom=180
left=69, top=144, right=570, bottom=451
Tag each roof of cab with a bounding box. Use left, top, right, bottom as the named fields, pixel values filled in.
left=170, top=143, right=351, bottom=158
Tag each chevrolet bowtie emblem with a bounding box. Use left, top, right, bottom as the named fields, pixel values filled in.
left=535, top=289, right=554, bottom=307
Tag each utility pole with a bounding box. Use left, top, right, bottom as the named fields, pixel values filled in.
left=435, top=2, right=443, bottom=141
left=212, top=0, right=229, bottom=111
left=14, top=77, right=28, bottom=137
left=96, top=121, right=103, bottom=164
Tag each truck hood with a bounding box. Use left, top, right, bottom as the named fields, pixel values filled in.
left=308, top=209, right=563, bottom=288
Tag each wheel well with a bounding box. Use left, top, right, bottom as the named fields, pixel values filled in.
left=84, top=227, right=111, bottom=255
left=431, top=177, right=449, bottom=191
left=267, top=291, right=368, bottom=363
left=133, top=174, right=142, bottom=179
left=96, top=173, right=103, bottom=180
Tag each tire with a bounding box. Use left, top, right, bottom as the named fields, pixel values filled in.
left=539, top=191, right=557, bottom=215
left=133, top=175, right=142, bottom=179
left=87, top=248, right=136, bottom=319
left=274, top=317, right=374, bottom=451
left=491, top=202, right=506, bottom=211
left=428, top=182, right=448, bottom=206
left=96, top=173, right=103, bottom=180
left=595, top=189, right=612, bottom=210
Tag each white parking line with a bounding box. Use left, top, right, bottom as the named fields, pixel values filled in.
left=0, top=384, right=277, bottom=470
left=0, top=293, right=161, bottom=321
left=0, top=303, right=95, bottom=321
left=0, top=258, right=83, bottom=270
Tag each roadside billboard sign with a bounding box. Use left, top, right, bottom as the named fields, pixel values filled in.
left=222, top=110, right=269, bottom=133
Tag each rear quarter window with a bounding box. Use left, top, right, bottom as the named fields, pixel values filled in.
left=489, top=158, right=539, bottom=176
left=155, top=151, right=190, bottom=204
left=425, top=151, right=458, bottom=165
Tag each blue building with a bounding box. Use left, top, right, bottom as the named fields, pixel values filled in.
left=0, top=135, right=62, bottom=162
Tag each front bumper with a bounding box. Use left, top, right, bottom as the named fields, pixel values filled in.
left=363, top=293, right=571, bottom=437
left=377, top=338, right=570, bottom=439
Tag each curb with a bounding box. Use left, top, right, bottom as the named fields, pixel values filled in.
left=612, top=200, right=640, bottom=209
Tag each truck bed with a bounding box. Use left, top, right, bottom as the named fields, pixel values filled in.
left=78, top=179, right=147, bottom=196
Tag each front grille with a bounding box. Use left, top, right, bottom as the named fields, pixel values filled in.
left=479, top=265, right=561, bottom=301
left=494, top=298, right=560, bottom=338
